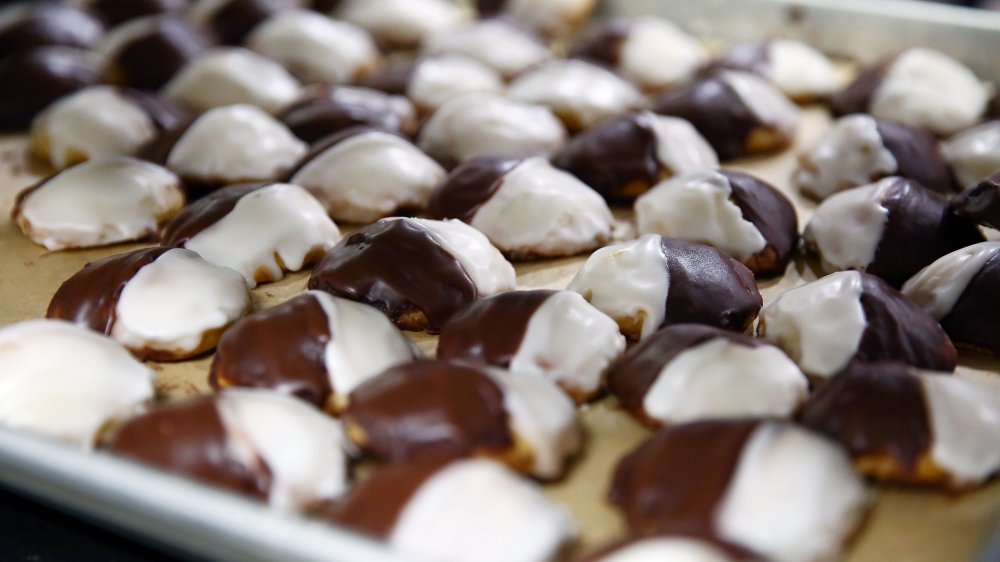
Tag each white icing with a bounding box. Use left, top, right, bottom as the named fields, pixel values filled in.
left=501, top=0, right=594, bottom=36
left=619, top=17, right=708, bottom=90
left=389, top=459, right=576, bottom=562
left=246, top=10, right=378, bottom=85
left=333, top=0, right=466, bottom=48
left=418, top=93, right=567, bottom=165
left=215, top=389, right=350, bottom=511
left=794, top=114, right=898, bottom=200
left=509, top=291, right=626, bottom=399
left=187, top=0, right=229, bottom=27
left=920, top=374, right=1000, bottom=487
left=643, top=112, right=719, bottom=176
left=184, top=183, right=340, bottom=287
left=635, top=170, right=767, bottom=262
left=290, top=130, right=446, bottom=223
left=595, top=538, right=734, bottom=562
left=642, top=338, right=807, bottom=424
left=15, top=157, right=184, bottom=251
left=166, top=104, right=307, bottom=184
left=422, top=19, right=551, bottom=79
left=767, top=39, right=842, bottom=99
left=31, top=86, right=156, bottom=170
left=716, top=422, right=869, bottom=562
left=403, top=218, right=517, bottom=298
left=312, top=292, right=418, bottom=397
left=486, top=368, right=581, bottom=478
left=112, top=248, right=250, bottom=356
left=567, top=234, right=669, bottom=340
left=407, top=55, right=504, bottom=113
left=901, top=241, right=1000, bottom=319
left=469, top=157, right=614, bottom=258
left=719, top=70, right=800, bottom=137
left=871, top=48, right=989, bottom=136
left=164, top=48, right=301, bottom=114
left=803, top=178, right=893, bottom=273
left=508, top=60, right=645, bottom=130
left=0, top=320, right=154, bottom=449
left=759, top=271, right=867, bottom=378
left=941, top=120, right=1000, bottom=189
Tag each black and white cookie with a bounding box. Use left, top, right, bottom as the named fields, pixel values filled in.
left=210, top=291, right=419, bottom=413
left=610, top=419, right=869, bottom=562
left=801, top=361, right=1000, bottom=489
left=163, top=47, right=301, bottom=113
left=902, top=241, right=1000, bottom=355
left=325, top=456, right=576, bottom=562
left=245, top=10, right=379, bottom=85
left=279, top=86, right=417, bottom=143
left=362, top=55, right=503, bottom=115
left=418, top=93, right=567, bottom=168
left=570, top=17, right=708, bottom=91
left=635, top=170, right=799, bottom=276
left=803, top=177, right=984, bottom=288
left=707, top=39, right=843, bottom=102
left=567, top=235, right=762, bottom=340
left=332, top=0, right=466, bottom=50
left=342, top=360, right=582, bottom=479
left=427, top=157, right=615, bottom=259
left=423, top=18, right=550, bottom=79
left=11, top=157, right=184, bottom=251
left=437, top=290, right=626, bottom=402
left=30, top=86, right=188, bottom=169
left=141, top=104, right=307, bottom=193
left=309, top=217, right=516, bottom=332
left=553, top=111, right=719, bottom=201
left=75, top=0, right=189, bottom=27
left=583, top=537, right=758, bottom=562
left=951, top=172, right=1000, bottom=230
left=48, top=247, right=249, bottom=361
left=608, top=324, right=807, bottom=428
left=831, top=48, right=989, bottom=136
left=109, top=389, right=352, bottom=511
left=287, top=127, right=446, bottom=223
left=653, top=70, right=800, bottom=160
left=187, top=0, right=297, bottom=45
left=758, top=271, right=958, bottom=380
left=508, top=59, right=645, bottom=131
left=160, top=182, right=340, bottom=287
left=794, top=114, right=955, bottom=200
left=941, top=120, right=1000, bottom=189
left=0, top=3, right=103, bottom=58
left=476, top=0, right=596, bottom=37
left=0, top=47, right=107, bottom=127
left=95, top=15, right=213, bottom=90
left=0, top=319, right=153, bottom=448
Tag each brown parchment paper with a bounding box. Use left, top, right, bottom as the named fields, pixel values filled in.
left=2, top=107, right=999, bottom=561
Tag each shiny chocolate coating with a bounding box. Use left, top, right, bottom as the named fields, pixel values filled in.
left=0, top=47, right=107, bottom=128
left=160, top=183, right=264, bottom=244
left=122, top=89, right=192, bottom=131
left=0, top=4, right=104, bottom=59
left=829, top=62, right=889, bottom=118
left=875, top=119, right=956, bottom=195
left=952, top=172, right=1000, bottom=230
left=110, top=17, right=213, bottom=90
left=87, top=0, right=188, bottom=26
left=279, top=87, right=415, bottom=144
left=704, top=42, right=770, bottom=78
left=720, top=170, right=799, bottom=276
left=939, top=251, right=1000, bottom=355
left=437, top=290, right=552, bottom=366
left=203, top=0, right=296, bottom=45
left=427, top=157, right=523, bottom=221
left=567, top=18, right=631, bottom=67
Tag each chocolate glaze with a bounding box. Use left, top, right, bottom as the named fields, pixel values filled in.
left=122, top=89, right=191, bottom=131
left=568, top=19, right=632, bottom=67
left=308, top=219, right=477, bottom=332
left=342, top=361, right=513, bottom=463
left=323, top=454, right=456, bottom=539
left=108, top=395, right=272, bottom=498
left=553, top=112, right=661, bottom=201
left=46, top=247, right=171, bottom=334
left=857, top=272, right=958, bottom=372
left=358, top=62, right=415, bottom=97
left=800, top=361, right=933, bottom=471
left=867, top=178, right=984, bottom=288
left=875, top=120, right=955, bottom=194
left=609, top=419, right=760, bottom=537
left=0, top=4, right=104, bottom=59
left=940, top=251, right=1000, bottom=355
left=608, top=324, right=767, bottom=426
left=112, top=16, right=213, bottom=90
left=705, top=42, right=771, bottom=79
left=210, top=293, right=333, bottom=407
left=660, top=237, right=763, bottom=332
left=437, top=290, right=554, bottom=367
left=0, top=47, right=107, bottom=128
left=208, top=0, right=294, bottom=45
left=279, top=87, right=415, bottom=144
left=721, top=170, right=799, bottom=276
left=952, top=173, right=1000, bottom=230
left=427, top=157, right=523, bottom=222
left=87, top=0, right=188, bottom=27
left=830, top=61, right=890, bottom=117
left=475, top=0, right=506, bottom=16
left=160, top=183, right=264, bottom=245
left=652, top=74, right=761, bottom=160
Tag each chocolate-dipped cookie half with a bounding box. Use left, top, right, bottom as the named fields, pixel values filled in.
left=758, top=270, right=958, bottom=381
left=0, top=3, right=104, bottom=58
left=80, top=0, right=188, bottom=27
left=803, top=177, right=984, bottom=288
left=94, top=15, right=213, bottom=90
left=950, top=172, right=1000, bottom=230
left=636, top=169, right=798, bottom=276
left=188, top=0, right=297, bottom=45
left=279, top=85, right=417, bottom=144
left=0, top=46, right=107, bottom=128
left=706, top=39, right=842, bottom=102
left=308, top=217, right=516, bottom=333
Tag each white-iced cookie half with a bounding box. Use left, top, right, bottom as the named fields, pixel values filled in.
left=164, top=47, right=301, bottom=114
left=333, top=0, right=467, bottom=49
left=423, top=19, right=551, bottom=79
left=942, top=120, right=1000, bottom=189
